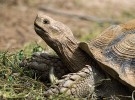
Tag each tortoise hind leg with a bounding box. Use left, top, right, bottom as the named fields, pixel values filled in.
left=19, top=52, right=70, bottom=82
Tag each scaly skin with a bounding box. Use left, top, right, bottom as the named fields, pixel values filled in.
left=20, top=13, right=132, bottom=99
left=44, top=66, right=95, bottom=98
left=20, top=52, right=70, bottom=82
left=44, top=65, right=131, bottom=99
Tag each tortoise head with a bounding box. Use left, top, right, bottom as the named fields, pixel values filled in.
left=34, top=13, right=75, bottom=50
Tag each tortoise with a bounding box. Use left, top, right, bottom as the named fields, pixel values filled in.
left=20, top=13, right=135, bottom=99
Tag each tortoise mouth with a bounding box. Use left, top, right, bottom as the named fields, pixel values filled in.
left=34, top=23, right=48, bottom=37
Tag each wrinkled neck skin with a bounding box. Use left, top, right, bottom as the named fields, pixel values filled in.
left=52, top=37, right=90, bottom=72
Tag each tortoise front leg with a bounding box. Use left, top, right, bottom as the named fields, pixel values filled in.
left=19, top=52, right=70, bottom=82
left=44, top=65, right=95, bottom=98
left=44, top=65, right=131, bottom=99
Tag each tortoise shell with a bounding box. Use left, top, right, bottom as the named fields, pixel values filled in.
left=79, top=19, right=135, bottom=89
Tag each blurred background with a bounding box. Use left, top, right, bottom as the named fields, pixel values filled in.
left=0, top=0, right=135, bottom=51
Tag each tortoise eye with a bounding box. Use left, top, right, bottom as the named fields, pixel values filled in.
left=43, top=19, right=50, bottom=24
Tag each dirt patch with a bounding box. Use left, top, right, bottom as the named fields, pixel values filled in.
left=0, top=0, right=135, bottom=51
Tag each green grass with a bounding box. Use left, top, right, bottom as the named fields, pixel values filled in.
left=0, top=43, right=82, bottom=100
left=0, top=43, right=46, bottom=99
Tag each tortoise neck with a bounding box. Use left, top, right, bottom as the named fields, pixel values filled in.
left=55, top=37, right=89, bottom=72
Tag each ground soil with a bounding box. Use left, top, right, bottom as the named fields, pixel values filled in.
left=0, top=0, right=135, bottom=51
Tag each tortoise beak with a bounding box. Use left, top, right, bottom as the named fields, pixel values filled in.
left=34, top=22, right=49, bottom=37
left=34, top=22, right=41, bottom=30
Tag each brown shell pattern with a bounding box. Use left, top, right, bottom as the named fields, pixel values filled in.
left=89, top=19, right=135, bottom=88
